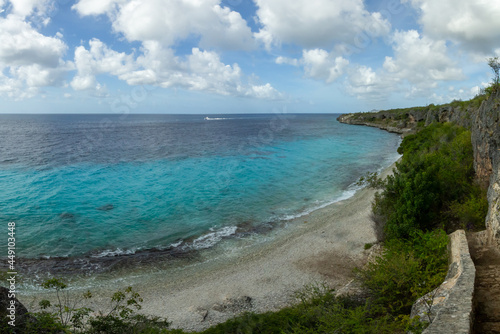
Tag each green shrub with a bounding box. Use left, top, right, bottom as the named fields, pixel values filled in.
left=357, top=230, right=448, bottom=315
left=373, top=123, right=487, bottom=240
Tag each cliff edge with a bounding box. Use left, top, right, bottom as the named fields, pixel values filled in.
left=338, top=92, right=500, bottom=246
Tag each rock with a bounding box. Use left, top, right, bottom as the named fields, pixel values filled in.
left=97, top=204, right=114, bottom=211
left=211, top=296, right=253, bottom=313
left=59, top=212, right=75, bottom=219
left=0, top=286, right=35, bottom=329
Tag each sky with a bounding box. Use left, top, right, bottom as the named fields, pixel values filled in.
left=1, top=0, right=500, bottom=114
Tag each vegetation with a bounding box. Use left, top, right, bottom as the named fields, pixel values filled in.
left=346, top=83, right=493, bottom=128
left=1, top=279, right=173, bottom=334
left=372, top=123, right=487, bottom=241
left=488, top=57, right=500, bottom=90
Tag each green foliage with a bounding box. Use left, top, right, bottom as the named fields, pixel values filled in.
left=449, top=189, right=489, bottom=231
left=86, top=286, right=171, bottom=334
left=357, top=171, right=385, bottom=189
left=10, top=280, right=174, bottom=334
left=373, top=123, right=487, bottom=240
left=357, top=230, right=448, bottom=315
left=37, top=277, right=92, bottom=328
left=199, top=283, right=427, bottom=334
left=488, top=57, right=500, bottom=90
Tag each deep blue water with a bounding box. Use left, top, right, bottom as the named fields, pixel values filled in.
left=0, top=113, right=400, bottom=258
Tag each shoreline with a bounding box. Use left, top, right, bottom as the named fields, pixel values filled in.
left=20, top=158, right=399, bottom=332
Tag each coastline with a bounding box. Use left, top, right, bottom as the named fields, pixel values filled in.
left=20, top=157, right=399, bottom=332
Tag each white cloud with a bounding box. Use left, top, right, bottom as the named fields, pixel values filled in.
left=428, top=86, right=481, bottom=105
left=70, top=40, right=282, bottom=100
left=71, top=38, right=135, bottom=91
left=345, top=65, right=392, bottom=101
left=406, top=0, right=500, bottom=54
left=0, top=15, right=70, bottom=99
left=244, top=83, right=281, bottom=100
left=302, top=49, right=349, bottom=83
left=275, top=49, right=349, bottom=83
left=346, top=30, right=465, bottom=101
left=71, top=0, right=124, bottom=16
left=254, top=0, right=390, bottom=49
left=383, top=30, right=464, bottom=86
left=10, top=0, right=52, bottom=18
left=11, top=63, right=67, bottom=87
left=73, top=0, right=254, bottom=51
left=70, top=0, right=281, bottom=99
left=275, top=56, right=299, bottom=66
left=0, top=15, right=66, bottom=67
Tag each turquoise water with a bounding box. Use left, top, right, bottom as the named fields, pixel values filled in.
left=0, top=114, right=400, bottom=259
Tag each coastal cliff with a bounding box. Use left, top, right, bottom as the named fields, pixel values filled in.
left=339, top=91, right=500, bottom=332
left=338, top=91, right=500, bottom=247
left=337, top=98, right=480, bottom=135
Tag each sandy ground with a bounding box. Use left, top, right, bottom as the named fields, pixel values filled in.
left=21, top=161, right=398, bottom=332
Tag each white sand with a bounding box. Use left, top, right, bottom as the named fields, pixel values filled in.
left=22, top=161, right=398, bottom=332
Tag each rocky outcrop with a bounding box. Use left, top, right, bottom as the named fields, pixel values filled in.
left=336, top=113, right=413, bottom=134
left=337, top=103, right=476, bottom=135
left=0, top=286, right=35, bottom=330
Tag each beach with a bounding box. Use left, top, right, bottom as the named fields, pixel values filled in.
left=21, top=159, right=398, bottom=332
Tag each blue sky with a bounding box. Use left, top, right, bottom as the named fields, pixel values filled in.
left=1, top=0, right=499, bottom=114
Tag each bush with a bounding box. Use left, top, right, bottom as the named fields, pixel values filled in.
left=200, top=284, right=422, bottom=334
left=357, top=230, right=448, bottom=315
left=372, top=123, right=487, bottom=240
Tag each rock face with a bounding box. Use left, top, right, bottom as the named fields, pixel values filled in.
left=0, top=286, right=33, bottom=329
left=337, top=104, right=475, bottom=135
left=470, top=91, right=500, bottom=247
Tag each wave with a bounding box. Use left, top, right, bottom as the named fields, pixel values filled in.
left=279, top=188, right=358, bottom=222
left=190, top=226, right=238, bottom=250
left=87, top=226, right=238, bottom=258
left=91, top=247, right=140, bottom=258
left=204, top=117, right=233, bottom=121
left=279, top=154, right=402, bottom=222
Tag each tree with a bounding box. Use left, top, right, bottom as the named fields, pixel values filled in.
left=487, top=57, right=500, bottom=88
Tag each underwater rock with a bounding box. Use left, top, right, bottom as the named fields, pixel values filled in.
left=97, top=204, right=114, bottom=211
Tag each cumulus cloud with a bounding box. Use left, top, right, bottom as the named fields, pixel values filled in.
left=73, top=0, right=254, bottom=51
left=71, top=0, right=124, bottom=16
left=302, top=49, right=349, bottom=83
left=405, top=0, right=500, bottom=54
left=71, top=38, right=135, bottom=91
left=10, top=0, right=53, bottom=18
left=346, top=30, right=464, bottom=101
left=0, top=15, right=66, bottom=67
left=276, top=49, right=349, bottom=83
left=254, top=0, right=391, bottom=49
left=68, top=0, right=282, bottom=99
left=70, top=40, right=282, bottom=99
left=0, top=14, right=70, bottom=99
left=345, top=65, right=391, bottom=101
left=383, top=30, right=464, bottom=86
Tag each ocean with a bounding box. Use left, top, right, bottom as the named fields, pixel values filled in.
left=0, top=113, right=400, bottom=265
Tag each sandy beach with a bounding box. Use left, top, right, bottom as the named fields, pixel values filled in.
left=21, top=160, right=398, bottom=332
